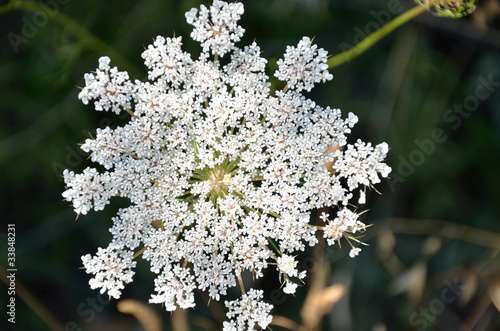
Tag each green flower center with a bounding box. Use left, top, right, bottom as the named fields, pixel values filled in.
left=182, top=155, right=241, bottom=210
left=207, top=165, right=231, bottom=201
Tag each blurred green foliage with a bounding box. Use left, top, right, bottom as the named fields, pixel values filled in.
left=1, top=0, right=500, bottom=330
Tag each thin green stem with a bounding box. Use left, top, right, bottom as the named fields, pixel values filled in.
left=267, top=237, right=281, bottom=255
left=2, top=0, right=143, bottom=78
left=328, top=3, right=429, bottom=69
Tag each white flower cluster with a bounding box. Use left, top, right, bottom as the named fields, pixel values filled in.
left=78, top=56, right=134, bottom=114
left=321, top=209, right=367, bottom=257
left=81, top=242, right=136, bottom=299
left=223, top=289, right=273, bottom=330
left=63, top=1, right=391, bottom=329
left=277, top=254, right=306, bottom=294
left=186, top=0, right=245, bottom=57
left=275, top=36, right=333, bottom=92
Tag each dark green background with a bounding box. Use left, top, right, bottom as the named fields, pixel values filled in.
left=1, top=0, right=500, bottom=330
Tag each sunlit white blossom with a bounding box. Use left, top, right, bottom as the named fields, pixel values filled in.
left=78, top=57, right=134, bottom=114
left=349, top=247, right=362, bottom=258
left=277, top=254, right=299, bottom=278
left=275, top=36, right=333, bottom=92
left=63, top=0, right=391, bottom=327
left=223, top=289, right=273, bottom=330
left=81, top=242, right=136, bottom=299
left=322, top=208, right=368, bottom=248
left=186, top=0, right=245, bottom=56
left=283, top=281, right=299, bottom=294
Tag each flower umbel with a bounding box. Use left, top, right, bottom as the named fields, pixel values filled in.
left=63, top=1, right=391, bottom=328
left=223, top=289, right=273, bottom=330
left=415, top=0, right=478, bottom=18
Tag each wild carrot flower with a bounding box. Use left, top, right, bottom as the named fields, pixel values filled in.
left=62, top=1, right=391, bottom=328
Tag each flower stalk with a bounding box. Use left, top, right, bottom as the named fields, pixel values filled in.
left=327, top=3, right=430, bottom=69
